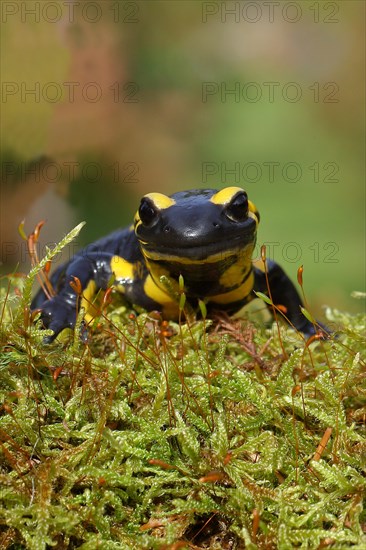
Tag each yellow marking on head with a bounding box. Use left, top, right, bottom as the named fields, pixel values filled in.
left=110, top=255, right=134, bottom=284
left=210, top=187, right=244, bottom=205
left=248, top=200, right=260, bottom=224
left=134, top=193, right=175, bottom=230
left=144, top=192, right=176, bottom=210
left=209, top=271, right=254, bottom=305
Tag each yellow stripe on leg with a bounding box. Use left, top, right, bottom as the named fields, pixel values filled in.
left=80, top=280, right=99, bottom=323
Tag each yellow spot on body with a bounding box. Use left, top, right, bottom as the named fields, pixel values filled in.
left=209, top=271, right=254, bottom=305
left=219, top=262, right=249, bottom=288
left=210, top=186, right=244, bottom=205
left=144, top=274, right=173, bottom=304
left=218, top=245, right=254, bottom=288
left=110, top=255, right=134, bottom=285
left=144, top=261, right=172, bottom=287
left=143, top=274, right=179, bottom=319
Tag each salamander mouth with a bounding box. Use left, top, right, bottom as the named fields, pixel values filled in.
left=142, top=242, right=246, bottom=262
left=139, top=229, right=256, bottom=262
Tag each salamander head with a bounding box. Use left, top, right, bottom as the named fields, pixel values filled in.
left=134, top=186, right=260, bottom=297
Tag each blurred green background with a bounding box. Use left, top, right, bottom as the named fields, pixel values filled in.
left=1, top=0, right=364, bottom=315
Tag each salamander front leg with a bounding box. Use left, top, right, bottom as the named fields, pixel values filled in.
left=34, top=254, right=113, bottom=342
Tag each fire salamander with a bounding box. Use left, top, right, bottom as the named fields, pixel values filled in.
left=32, top=187, right=323, bottom=341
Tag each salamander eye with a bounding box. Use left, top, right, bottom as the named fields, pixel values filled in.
left=138, top=198, right=159, bottom=226
left=225, top=191, right=249, bottom=222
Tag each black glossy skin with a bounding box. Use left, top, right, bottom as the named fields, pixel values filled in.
left=32, top=187, right=323, bottom=341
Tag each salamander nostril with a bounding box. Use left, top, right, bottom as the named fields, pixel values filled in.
left=213, top=222, right=220, bottom=228
left=164, top=226, right=171, bottom=233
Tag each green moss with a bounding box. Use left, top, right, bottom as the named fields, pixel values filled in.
left=0, top=233, right=365, bottom=549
